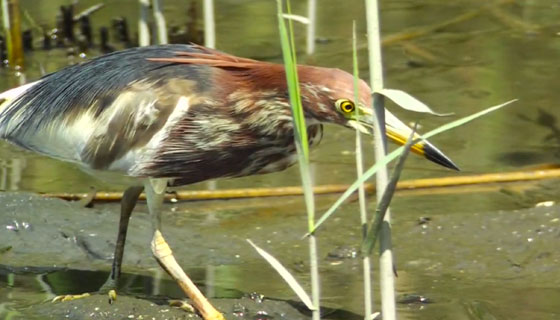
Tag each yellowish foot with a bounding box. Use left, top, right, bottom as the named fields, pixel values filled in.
left=107, top=289, right=117, bottom=304
left=169, top=299, right=195, bottom=313
left=151, top=230, right=226, bottom=320
left=52, top=290, right=117, bottom=304
left=52, top=293, right=90, bottom=302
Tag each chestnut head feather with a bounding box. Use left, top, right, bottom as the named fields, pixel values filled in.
left=148, top=44, right=458, bottom=172
left=147, top=44, right=373, bottom=129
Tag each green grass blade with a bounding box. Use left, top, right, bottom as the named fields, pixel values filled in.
left=353, top=20, right=374, bottom=319
left=277, top=0, right=309, bottom=161
left=276, top=2, right=320, bottom=319
left=309, top=99, right=517, bottom=234
left=362, top=126, right=415, bottom=256
left=351, top=21, right=364, bottom=229
left=276, top=0, right=314, bottom=229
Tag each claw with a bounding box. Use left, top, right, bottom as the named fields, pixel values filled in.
left=169, top=299, right=196, bottom=313
left=52, top=293, right=91, bottom=302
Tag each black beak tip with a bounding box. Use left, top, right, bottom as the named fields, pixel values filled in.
left=424, top=143, right=460, bottom=171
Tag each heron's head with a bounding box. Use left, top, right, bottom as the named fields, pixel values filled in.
left=297, top=66, right=459, bottom=170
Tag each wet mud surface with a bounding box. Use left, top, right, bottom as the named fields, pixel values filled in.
left=0, top=192, right=363, bottom=319
left=2, top=190, right=560, bottom=319
left=27, top=295, right=320, bottom=320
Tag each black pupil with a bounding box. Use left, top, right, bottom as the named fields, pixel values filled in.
left=344, top=103, right=353, bottom=111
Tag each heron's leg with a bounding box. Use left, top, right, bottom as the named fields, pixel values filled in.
left=100, top=185, right=144, bottom=293
left=53, top=186, right=144, bottom=303
left=53, top=186, right=144, bottom=302
left=145, top=179, right=224, bottom=320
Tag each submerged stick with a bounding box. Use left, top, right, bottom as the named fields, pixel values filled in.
left=317, top=0, right=516, bottom=61
left=73, top=3, right=104, bottom=22
left=22, top=9, right=43, bottom=34
left=487, top=6, right=539, bottom=34
left=381, top=8, right=481, bottom=46
left=41, top=167, right=560, bottom=202
left=382, top=0, right=514, bottom=46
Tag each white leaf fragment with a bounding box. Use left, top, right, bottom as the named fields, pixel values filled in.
left=282, top=14, right=310, bottom=25
left=375, top=88, right=453, bottom=116
left=247, top=239, right=315, bottom=311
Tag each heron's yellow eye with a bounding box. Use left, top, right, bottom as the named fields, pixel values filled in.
left=335, top=99, right=355, bottom=114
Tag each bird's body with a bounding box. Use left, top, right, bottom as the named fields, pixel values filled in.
left=0, top=44, right=457, bottom=320
left=0, top=45, right=363, bottom=186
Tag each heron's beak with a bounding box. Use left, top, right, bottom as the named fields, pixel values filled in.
left=348, top=107, right=460, bottom=171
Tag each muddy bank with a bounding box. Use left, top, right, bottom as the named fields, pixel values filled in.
left=26, top=295, right=328, bottom=320
left=2, top=190, right=560, bottom=319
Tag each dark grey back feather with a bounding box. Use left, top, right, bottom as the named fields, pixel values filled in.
left=0, top=44, right=209, bottom=139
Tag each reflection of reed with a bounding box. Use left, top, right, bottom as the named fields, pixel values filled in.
left=0, top=158, right=25, bottom=191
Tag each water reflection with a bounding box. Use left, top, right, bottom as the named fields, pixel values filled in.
left=1, top=0, right=558, bottom=194
left=0, top=158, right=25, bottom=191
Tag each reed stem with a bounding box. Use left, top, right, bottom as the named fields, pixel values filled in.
left=365, top=0, right=397, bottom=319
left=152, top=0, right=168, bottom=44
left=306, top=0, right=316, bottom=54
left=203, top=0, right=215, bottom=48
left=2, top=0, right=24, bottom=68
left=138, top=0, right=150, bottom=46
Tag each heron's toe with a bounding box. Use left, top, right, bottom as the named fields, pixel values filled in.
left=52, top=293, right=91, bottom=302
left=169, top=299, right=195, bottom=313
